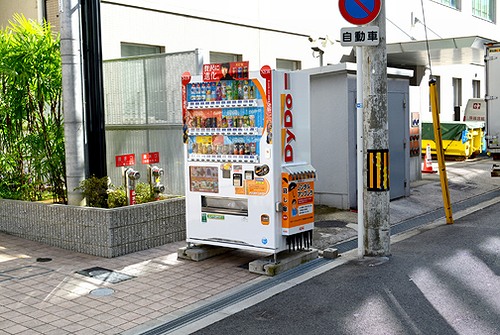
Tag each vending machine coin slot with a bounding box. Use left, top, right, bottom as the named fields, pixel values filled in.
left=245, top=170, right=254, bottom=180
left=233, top=173, right=243, bottom=187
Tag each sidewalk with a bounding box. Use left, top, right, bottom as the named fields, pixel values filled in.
left=1, top=157, right=499, bottom=334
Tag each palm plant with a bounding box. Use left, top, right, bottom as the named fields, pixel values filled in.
left=0, top=14, right=65, bottom=202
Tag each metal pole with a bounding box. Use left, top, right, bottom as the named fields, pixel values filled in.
left=429, top=78, right=454, bottom=224
left=362, top=2, right=390, bottom=256
left=81, top=0, right=107, bottom=178
left=356, top=46, right=364, bottom=258
left=61, top=0, right=86, bottom=205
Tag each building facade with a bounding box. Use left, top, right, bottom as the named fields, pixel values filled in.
left=1, top=0, right=498, bottom=122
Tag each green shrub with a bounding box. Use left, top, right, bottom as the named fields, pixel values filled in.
left=75, top=176, right=108, bottom=208
left=108, top=187, right=127, bottom=208
left=76, top=176, right=160, bottom=208
left=135, top=182, right=154, bottom=204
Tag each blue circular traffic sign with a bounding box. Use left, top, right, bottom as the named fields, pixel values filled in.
left=339, top=0, right=381, bottom=25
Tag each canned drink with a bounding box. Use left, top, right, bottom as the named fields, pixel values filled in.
left=227, top=115, right=233, bottom=128
left=233, top=143, right=239, bottom=155
left=239, top=143, right=245, bottom=155
left=250, top=142, right=256, bottom=155
left=243, top=115, right=250, bottom=127
left=191, top=143, right=198, bottom=154
left=221, top=116, right=228, bottom=128
left=249, top=115, right=255, bottom=127
left=244, top=143, right=250, bottom=155
left=204, top=118, right=212, bottom=128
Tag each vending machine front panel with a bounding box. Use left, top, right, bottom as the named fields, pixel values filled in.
left=182, top=64, right=315, bottom=254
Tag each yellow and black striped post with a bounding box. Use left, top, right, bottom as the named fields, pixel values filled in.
left=367, top=149, right=390, bottom=192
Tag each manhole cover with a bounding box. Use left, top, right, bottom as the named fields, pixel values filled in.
left=89, top=288, right=114, bottom=297
left=76, top=267, right=134, bottom=284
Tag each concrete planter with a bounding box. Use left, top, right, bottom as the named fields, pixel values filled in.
left=0, top=197, right=186, bottom=258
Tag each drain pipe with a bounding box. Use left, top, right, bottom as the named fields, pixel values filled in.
left=356, top=46, right=364, bottom=258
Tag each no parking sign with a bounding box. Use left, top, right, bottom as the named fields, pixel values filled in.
left=339, top=0, right=381, bottom=25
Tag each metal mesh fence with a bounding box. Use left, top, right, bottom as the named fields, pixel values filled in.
left=103, top=50, right=201, bottom=194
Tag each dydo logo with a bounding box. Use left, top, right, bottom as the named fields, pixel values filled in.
left=282, top=87, right=295, bottom=163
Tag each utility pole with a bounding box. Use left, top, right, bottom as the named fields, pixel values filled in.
left=61, top=0, right=86, bottom=206
left=362, top=2, right=390, bottom=256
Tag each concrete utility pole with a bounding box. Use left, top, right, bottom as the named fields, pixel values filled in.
left=362, top=2, right=390, bottom=256
left=61, top=0, right=86, bottom=206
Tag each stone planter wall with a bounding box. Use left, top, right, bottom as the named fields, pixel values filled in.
left=0, top=197, right=186, bottom=258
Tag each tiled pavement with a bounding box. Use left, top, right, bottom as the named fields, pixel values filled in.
left=0, top=234, right=266, bottom=335
left=2, top=157, right=500, bottom=334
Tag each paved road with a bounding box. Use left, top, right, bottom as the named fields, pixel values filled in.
left=192, top=203, right=500, bottom=335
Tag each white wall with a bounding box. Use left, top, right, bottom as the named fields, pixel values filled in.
left=99, top=0, right=500, bottom=122
left=385, top=0, right=499, bottom=122
left=0, top=0, right=38, bottom=28
left=100, top=0, right=350, bottom=69
left=2, top=1, right=498, bottom=123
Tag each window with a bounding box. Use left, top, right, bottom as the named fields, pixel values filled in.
left=432, top=0, right=460, bottom=10
left=276, top=59, right=301, bottom=71
left=453, top=77, right=462, bottom=121
left=121, top=43, right=163, bottom=57
left=472, top=80, right=481, bottom=98
left=452, top=78, right=462, bottom=106
left=472, top=0, right=495, bottom=22
left=209, top=52, right=242, bottom=64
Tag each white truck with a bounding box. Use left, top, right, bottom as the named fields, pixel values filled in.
left=485, top=43, right=500, bottom=160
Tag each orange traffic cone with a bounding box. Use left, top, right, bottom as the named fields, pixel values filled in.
left=422, top=144, right=437, bottom=174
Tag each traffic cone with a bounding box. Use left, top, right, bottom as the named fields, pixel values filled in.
left=422, top=143, right=437, bottom=173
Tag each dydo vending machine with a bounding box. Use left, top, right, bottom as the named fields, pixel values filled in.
left=181, top=62, right=316, bottom=256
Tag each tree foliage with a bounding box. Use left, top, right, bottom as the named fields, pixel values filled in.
left=0, top=14, right=65, bottom=202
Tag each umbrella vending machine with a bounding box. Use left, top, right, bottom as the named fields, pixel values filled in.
left=181, top=62, right=316, bottom=258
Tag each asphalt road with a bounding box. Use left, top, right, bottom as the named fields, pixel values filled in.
left=192, top=202, right=500, bottom=335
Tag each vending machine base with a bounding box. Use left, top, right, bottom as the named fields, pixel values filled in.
left=177, top=244, right=233, bottom=262
left=248, top=249, right=318, bottom=276
left=177, top=242, right=319, bottom=277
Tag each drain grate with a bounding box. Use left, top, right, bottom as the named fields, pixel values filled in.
left=315, top=220, right=348, bottom=228
left=76, top=267, right=134, bottom=284
left=0, top=265, right=53, bottom=281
